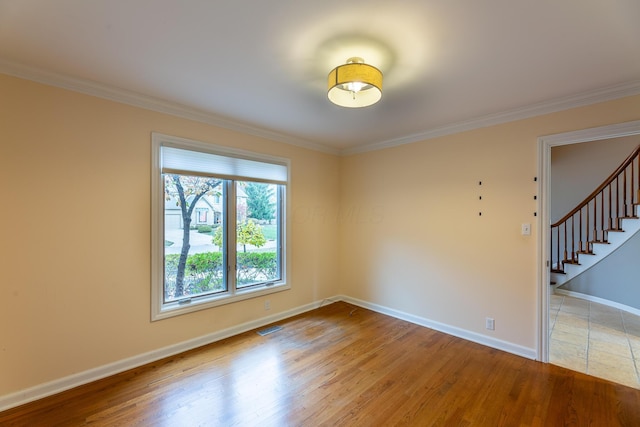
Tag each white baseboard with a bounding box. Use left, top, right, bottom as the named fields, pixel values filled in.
left=0, top=295, right=536, bottom=412
left=337, top=295, right=537, bottom=360
left=0, top=300, right=323, bottom=412
left=554, top=289, right=640, bottom=317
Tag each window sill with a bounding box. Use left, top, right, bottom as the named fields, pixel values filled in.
left=151, top=282, right=290, bottom=321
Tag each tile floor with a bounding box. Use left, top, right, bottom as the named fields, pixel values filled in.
left=549, top=293, right=640, bottom=389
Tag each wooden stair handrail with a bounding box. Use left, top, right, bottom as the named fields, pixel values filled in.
left=551, top=144, right=640, bottom=228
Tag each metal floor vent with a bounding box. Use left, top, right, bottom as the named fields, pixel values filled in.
left=257, top=325, right=283, bottom=336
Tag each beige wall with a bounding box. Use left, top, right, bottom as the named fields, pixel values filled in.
left=1, top=71, right=639, bottom=400
left=0, top=74, right=341, bottom=396
left=339, top=95, right=640, bottom=349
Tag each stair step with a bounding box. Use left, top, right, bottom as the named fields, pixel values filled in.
left=550, top=269, right=565, bottom=274
left=563, top=259, right=581, bottom=265
left=576, top=250, right=595, bottom=255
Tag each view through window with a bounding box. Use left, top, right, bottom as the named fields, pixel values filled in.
left=152, top=134, right=288, bottom=319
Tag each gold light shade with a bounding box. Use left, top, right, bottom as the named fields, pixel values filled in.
left=327, top=57, right=383, bottom=108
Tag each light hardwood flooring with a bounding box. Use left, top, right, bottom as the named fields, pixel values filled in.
left=550, top=293, right=640, bottom=389
left=2, top=301, right=640, bottom=426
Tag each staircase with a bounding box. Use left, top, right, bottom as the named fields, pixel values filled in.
left=550, top=144, right=640, bottom=287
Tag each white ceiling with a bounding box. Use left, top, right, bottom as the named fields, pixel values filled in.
left=1, top=0, right=639, bottom=154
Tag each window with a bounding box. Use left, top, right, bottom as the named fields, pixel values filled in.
left=197, top=209, right=208, bottom=223
left=151, top=133, right=289, bottom=320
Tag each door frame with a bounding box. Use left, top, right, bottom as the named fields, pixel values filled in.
left=537, top=120, right=640, bottom=362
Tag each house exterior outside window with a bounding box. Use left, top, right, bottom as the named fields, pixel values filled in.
left=151, top=133, right=289, bottom=320
left=197, top=208, right=207, bottom=223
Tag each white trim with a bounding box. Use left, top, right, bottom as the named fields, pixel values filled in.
left=343, top=81, right=640, bottom=155
left=537, top=141, right=549, bottom=362
left=0, top=300, right=324, bottom=412
left=0, top=294, right=539, bottom=412
left=0, top=59, right=339, bottom=156
left=554, top=289, right=640, bottom=317
left=151, top=133, right=291, bottom=321
left=539, top=120, right=640, bottom=145
left=338, top=295, right=537, bottom=360
left=537, top=120, right=640, bottom=363
left=1, top=59, right=639, bottom=157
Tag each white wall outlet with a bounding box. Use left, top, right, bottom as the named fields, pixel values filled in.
left=485, top=317, right=495, bottom=330
left=521, top=223, right=531, bottom=236
left=264, top=300, right=271, bottom=311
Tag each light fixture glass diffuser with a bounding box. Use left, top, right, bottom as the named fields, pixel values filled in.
left=327, top=57, right=383, bottom=108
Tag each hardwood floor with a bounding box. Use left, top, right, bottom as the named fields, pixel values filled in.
left=2, top=301, right=640, bottom=426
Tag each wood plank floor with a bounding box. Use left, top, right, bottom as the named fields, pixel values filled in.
left=2, top=301, right=640, bottom=426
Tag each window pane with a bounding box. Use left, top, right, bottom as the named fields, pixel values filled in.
left=164, top=174, right=226, bottom=302
left=236, top=181, right=281, bottom=288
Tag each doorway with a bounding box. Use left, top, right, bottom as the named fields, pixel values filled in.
left=538, top=120, right=640, bottom=386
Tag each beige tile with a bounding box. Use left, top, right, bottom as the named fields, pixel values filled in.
left=590, top=307, right=622, bottom=317
left=561, top=297, right=589, bottom=308
left=551, top=329, right=588, bottom=347
left=553, top=358, right=587, bottom=373
left=560, top=306, right=590, bottom=317
left=550, top=296, right=563, bottom=311
left=560, top=309, right=590, bottom=318
left=628, top=335, right=640, bottom=358
left=591, top=302, right=620, bottom=316
left=550, top=338, right=587, bottom=365
left=590, top=304, right=621, bottom=314
left=588, top=359, right=639, bottom=389
left=589, top=339, right=633, bottom=360
left=555, top=311, right=589, bottom=328
left=550, top=294, right=564, bottom=304
left=588, top=347, right=633, bottom=368
left=625, top=323, right=640, bottom=334
left=590, top=313, right=624, bottom=331
left=562, top=296, right=589, bottom=307
left=549, top=295, right=640, bottom=389
left=550, top=350, right=587, bottom=373
left=624, top=321, right=640, bottom=337
left=590, top=323, right=627, bottom=340
left=622, top=311, right=640, bottom=324
left=553, top=320, right=589, bottom=338
left=591, top=323, right=626, bottom=336
left=629, top=336, right=640, bottom=358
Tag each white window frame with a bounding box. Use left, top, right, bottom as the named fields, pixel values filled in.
left=151, top=133, right=290, bottom=321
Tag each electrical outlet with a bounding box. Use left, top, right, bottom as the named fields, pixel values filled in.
left=264, top=300, right=271, bottom=311
left=485, top=317, right=495, bottom=330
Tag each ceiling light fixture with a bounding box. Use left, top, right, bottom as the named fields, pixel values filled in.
left=327, top=57, right=383, bottom=108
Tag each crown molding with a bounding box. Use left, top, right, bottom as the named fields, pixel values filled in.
left=0, top=59, right=340, bottom=155
left=538, top=119, right=640, bottom=146
left=341, top=80, right=640, bottom=156
left=2, top=59, right=638, bottom=157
